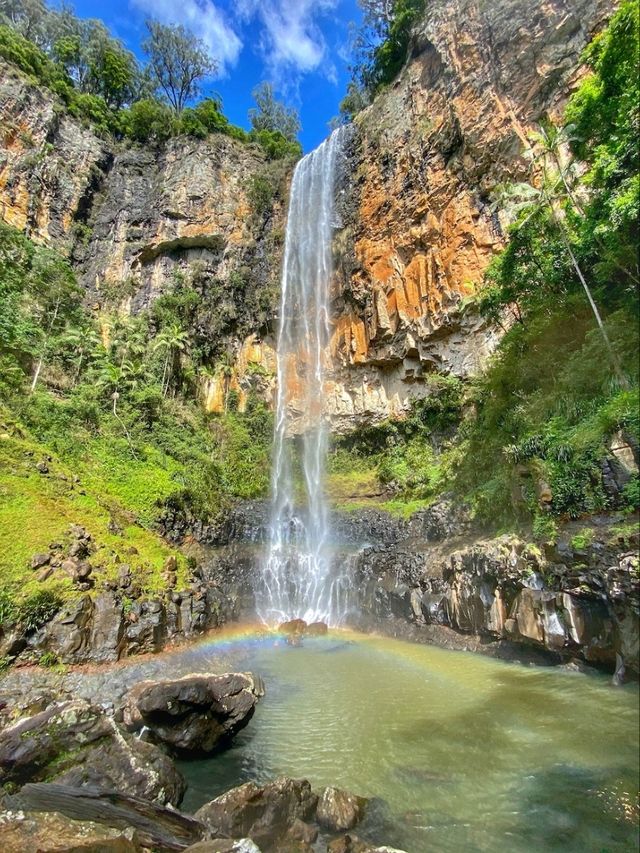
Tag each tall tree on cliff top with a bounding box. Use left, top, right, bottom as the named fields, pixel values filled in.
left=249, top=82, right=301, bottom=142
left=143, top=20, right=217, bottom=114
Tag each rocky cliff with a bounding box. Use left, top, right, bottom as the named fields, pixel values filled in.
left=0, top=0, right=612, bottom=428
left=0, top=59, right=286, bottom=413
left=323, top=0, right=612, bottom=427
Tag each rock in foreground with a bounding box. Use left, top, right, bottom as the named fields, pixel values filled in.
left=11, top=782, right=205, bottom=851
left=0, top=700, right=185, bottom=805
left=195, top=777, right=318, bottom=849
left=317, top=786, right=368, bottom=831
left=123, top=672, right=264, bottom=753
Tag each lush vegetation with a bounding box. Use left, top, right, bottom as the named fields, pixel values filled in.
left=340, top=0, right=426, bottom=118
left=0, top=3, right=302, bottom=159
left=332, top=2, right=639, bottom=534
left=0, top=222, right=273, bottom=612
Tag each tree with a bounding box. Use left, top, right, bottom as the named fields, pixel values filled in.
left=50, top=15, right=138, bottom=107
left=154, top=323, right=189, bottom=396
left=27, top=246, right=81, bottom=392
left=248, top=82, right=301, bottom=142
left=143, top=20, right=216, bottom=114
left=0, top=0, right=48, bottom=46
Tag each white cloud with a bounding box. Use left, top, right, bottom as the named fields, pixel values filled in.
left=238, top=0, right=339, bottom=84
left=131, top=0, right=243, bottom=75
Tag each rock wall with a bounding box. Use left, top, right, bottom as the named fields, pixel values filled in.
left=0, top=60, right=288, bottom=413
left=324, top=0, right=612, bottom=428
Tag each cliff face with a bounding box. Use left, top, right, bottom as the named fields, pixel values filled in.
left=0, top=62, right=108, bottom=242
left=0, top=0, right=611, bottom=427
left=325, top=0, right=611, bottom=429
left=0, top=61, right=286, bottom=413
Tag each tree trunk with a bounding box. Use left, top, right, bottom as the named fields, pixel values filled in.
left=30, top=297, right=60, bottom=393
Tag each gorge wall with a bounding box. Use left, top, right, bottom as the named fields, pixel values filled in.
left=0, top=0, right=612, bottom=428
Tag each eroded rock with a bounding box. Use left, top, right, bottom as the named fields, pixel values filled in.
left=123, top=673, right=264, bottom=753
left=0, top=700, right=185, bottom=805
left=316, top=787, right=368, bottom=832
left=195, top=777, right=318, bottom=848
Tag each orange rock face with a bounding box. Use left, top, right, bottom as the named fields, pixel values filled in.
left=321, top=0, right=611, bottom=430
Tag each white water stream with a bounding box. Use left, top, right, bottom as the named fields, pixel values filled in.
left=257, top=128, right=349, bottom=626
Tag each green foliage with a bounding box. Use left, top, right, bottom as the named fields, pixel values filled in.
left=143, top=19, right=216, bottom=114
left=38, top=650, right=60, bottom=667
left=18, top=588, right=63, bottom=631
left=119, top=97, right=176, bottom=143
left=570, top=528, right=595, bottom=551
left=0, top=589, right=18, bottom=628
left=249, top=129, right=302, bottom=161
left=249, top=82, right=301, bottom=142
left=347, top=0, right=426, bottom=110
left=621, top=476, right=640, bottom=511
left=247, top=174, right=277, bottom=217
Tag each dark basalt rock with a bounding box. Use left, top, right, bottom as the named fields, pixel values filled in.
left=195, top=777, right=318, bottom=850
left=123, top=673, right=264, bottom=754
left=0, top=700, right=185, bottom=805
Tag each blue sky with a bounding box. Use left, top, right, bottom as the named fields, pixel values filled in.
left=69, top=0, right=364, bottom=150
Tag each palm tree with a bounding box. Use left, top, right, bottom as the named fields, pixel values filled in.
left=153, top=324, right=189, bottom=397
left=61, top=325, right=102, bottom=385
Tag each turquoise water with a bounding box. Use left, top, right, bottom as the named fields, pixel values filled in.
left=178, top=631, right=639, bottom=852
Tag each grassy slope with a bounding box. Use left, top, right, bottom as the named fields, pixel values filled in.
left=0, top=406, right=189, bottom=606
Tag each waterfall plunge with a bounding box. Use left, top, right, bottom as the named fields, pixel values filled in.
left=257, top=128, right=349, bottom=627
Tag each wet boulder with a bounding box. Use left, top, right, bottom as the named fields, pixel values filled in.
left=316, top=786, right=368, bottom=832
left=279, top=619, right=307, bottom=636
left=306, top=622, right=328, bottom=636
left=123, top=672, right=264, bottom=753
left=195, top=777, right=318, bottom=848
left=0, top=700, right=185, bottom=805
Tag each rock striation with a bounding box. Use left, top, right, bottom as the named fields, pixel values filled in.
left=323, top=0, right=612, bottom=427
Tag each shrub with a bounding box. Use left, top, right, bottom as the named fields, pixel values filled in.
left=18, top=589, right=63, bottom=632
left=120, top=98, right=176, bottom=143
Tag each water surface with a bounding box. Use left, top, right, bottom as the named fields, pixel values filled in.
left=178, top=631, right=639, bottom=852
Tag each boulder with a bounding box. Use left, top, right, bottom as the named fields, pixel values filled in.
left=0, top=700, right=185, bottom=805
left=316, top=786, right=368, bottom=832
left=279, top=619, right=307, bottom=636
left=195, top=777, right=318, bottom=848
left=123, top=673, right=264, bottom=753
left=30, top=553, right=51, bottom=570
left=306, top=622, right=328, bottom=636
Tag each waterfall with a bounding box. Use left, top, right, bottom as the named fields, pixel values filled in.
left=257, top=128, right=348, bottom=627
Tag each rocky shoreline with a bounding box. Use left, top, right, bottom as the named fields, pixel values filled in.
left=0, top=661, right=397, bottom=853
left=1, top=502, right=638, bottom=681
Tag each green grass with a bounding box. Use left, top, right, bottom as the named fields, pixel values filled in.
left=0, top=414, right=188, bottom=607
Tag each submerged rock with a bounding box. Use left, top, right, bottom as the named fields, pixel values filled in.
left=316, top=787, right=368, bottom=832
left=195, top=777, right=318, bottom=849
left=123, top=672, right=264, bottom=753
left=0, top=700, right=185, bottom=805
